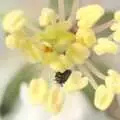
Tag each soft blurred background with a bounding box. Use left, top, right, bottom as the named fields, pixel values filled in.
left=0, top=0, right=120, bottom=120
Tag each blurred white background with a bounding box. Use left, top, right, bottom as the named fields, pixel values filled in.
left=0, top=0, right=119, bottom=120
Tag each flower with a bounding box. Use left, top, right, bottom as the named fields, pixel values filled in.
left=93, top=37, right=118, bottom=55
left=94, top=85, right=114, bottom=111
left=76, top=4, right=104, bottom=28
left=2, top=5, right=103, bottom=71
left=3, top=10, right=26, bottom=33
left=3, top=1, right=120, bottom=113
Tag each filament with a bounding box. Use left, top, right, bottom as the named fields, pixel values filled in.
left=78, top=65, right=98, bottom=90
left=85, top=60, right=106, bottom=80
left=68, top=0, right=80, bottom=22
left=94, top=20, right=113, bottom=33
left=58, top=0, right=65, bottom=21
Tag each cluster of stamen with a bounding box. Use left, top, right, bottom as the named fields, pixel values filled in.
left=2, top=0, right=120, bottom=114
